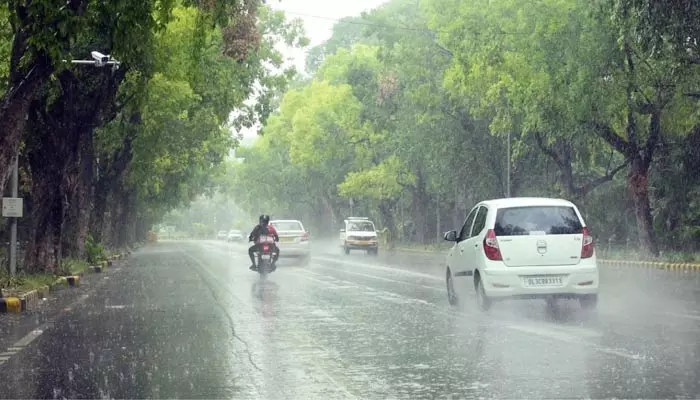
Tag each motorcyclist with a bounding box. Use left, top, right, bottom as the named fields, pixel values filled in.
left=248, top=214, right=280, bottom=270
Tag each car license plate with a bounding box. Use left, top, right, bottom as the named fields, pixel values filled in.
left=523, top=276, right=562, bottom=287
left=280, top=237, right=294, bottom=243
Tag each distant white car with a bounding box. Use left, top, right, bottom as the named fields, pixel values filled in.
left=216, top=230, right=228, bottom=240
left=269, top=220, right=310, bottom=265
left=227, top=229, right=243, bottom=242
left=339, top=217, right=379, bottom=255
left=443, top=197, right=599, bottom=311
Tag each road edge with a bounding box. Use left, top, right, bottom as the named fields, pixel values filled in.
left=0, top=253, right=130, bottom=313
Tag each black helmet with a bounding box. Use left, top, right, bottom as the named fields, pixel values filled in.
left=259, top=214, right=270, bottom=225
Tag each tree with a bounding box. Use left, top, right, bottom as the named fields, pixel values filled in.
left=424, top=0, right=700, bottom=255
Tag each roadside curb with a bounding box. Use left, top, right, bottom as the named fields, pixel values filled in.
left=598, top=259, right=700, bottom=271
left=391, top=247, right=700, bottom=271
left=0, top=252, right=130, bottom=313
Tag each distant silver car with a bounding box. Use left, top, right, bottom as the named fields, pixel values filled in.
left=270, top=219, right=310, bottom=265
left=216, top=230, right=227, bottom=240
left=227, top=229, right=243, bottom=242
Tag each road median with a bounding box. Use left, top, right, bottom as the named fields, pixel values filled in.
left=389, top=246, right=700, bottom=272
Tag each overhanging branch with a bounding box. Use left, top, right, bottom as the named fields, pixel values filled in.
left=588, top=121, right=632, bottom=156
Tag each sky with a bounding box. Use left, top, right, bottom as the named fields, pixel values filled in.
left=235, top=0, right=389, bottom=147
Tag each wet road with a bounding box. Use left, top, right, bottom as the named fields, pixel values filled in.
left=1, top=240, right=700, bottom=399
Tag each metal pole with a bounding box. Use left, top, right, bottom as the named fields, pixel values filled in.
left=506, top=131, right=511, bottom=197
left=9, top=154, right=18, bottom=275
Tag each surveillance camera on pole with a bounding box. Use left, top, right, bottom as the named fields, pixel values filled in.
left=91, top=51, right=110, bottom=67
left=64, top=51, right=121, bottom=70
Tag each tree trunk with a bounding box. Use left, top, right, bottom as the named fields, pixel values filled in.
left=411, top=171, right=429, bottom=243
left=90, top=180, right=109, bottom=243
left=23, top=149, right=63, bottom=274
left=113, top=186, right=136, bottom=248
left=378, top=200, right=397, bottom=239
left=102, top=208, right=116, bottom=248
left=320, top=195, right=337, bottom=228
left=61, top=126, right=94, bottom=259
left=0, top=58, right=51, bottom=194
left=628, top=155, right=659, bottom=256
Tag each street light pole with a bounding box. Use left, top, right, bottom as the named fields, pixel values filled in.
left=9, top=155, right=18, bottom=275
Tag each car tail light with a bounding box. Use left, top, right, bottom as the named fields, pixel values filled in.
left=581, top=227, right=594, bottom=258
left=301, top=232, right=309, bottom=242
left=483, top=229, right=502, bottom=261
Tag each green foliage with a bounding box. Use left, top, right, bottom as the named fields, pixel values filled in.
left=85, top=234, right=106, bottom=265
left=221, top=0, right=700, bottom=252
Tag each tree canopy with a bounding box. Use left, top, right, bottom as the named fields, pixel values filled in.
left=224, top=0, right=700, bottom=257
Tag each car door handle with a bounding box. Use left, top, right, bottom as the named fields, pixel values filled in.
left=474, top=244, right=478, bottom=248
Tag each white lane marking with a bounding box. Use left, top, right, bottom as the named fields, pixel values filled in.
left=298, top=274, right=360, bottom=289
left=312, top=255, right=443, bottom=282
left=193, top=242, right=646, bottom=362
left=506, top=325, right=641, bottom=360
left=0, top=356, right=10, bottom=362
left=310, top=265, right=443, bottom=292
left=13, top=326, right=46, bottom=347
left=297, top=269, right=638, bottom=360
left=7, top=347, right=21, bottom=352
left=106, top=305, right=127, bottom=309
left=0, top=351, right=17, bottom=356
left=657, top=311, right=700, bottom=321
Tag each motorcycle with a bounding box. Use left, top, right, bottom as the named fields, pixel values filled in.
left=254, top=235, right=277, bottom=277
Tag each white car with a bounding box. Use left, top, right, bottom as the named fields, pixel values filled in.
left=216, top=230, right=228, bottom=240
left=443, top=197, right=599, bottom=311
left=227, top=229, right=243, bottom=242
left=340, top=217, right=379, bottom=255
left=270, top=220, right=310, bottom=264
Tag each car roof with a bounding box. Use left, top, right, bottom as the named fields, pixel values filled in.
left=479, top=197, right=577, bottom=208
left=270, top=219, right=302, bottom=223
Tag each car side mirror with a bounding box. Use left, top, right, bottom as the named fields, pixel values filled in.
left=443, top=230, right=458, bottom=242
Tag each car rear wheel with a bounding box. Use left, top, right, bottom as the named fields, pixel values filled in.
left=475, top=275, right=492, bottom=312
left=579, top=294, right=598, bottom=310
left=344, top=246, right=350, bottom=255
left=446, top=269, right=459, bottom=306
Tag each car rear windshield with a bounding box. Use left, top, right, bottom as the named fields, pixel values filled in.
left=271, top=221, right=303, bottom=231
left=348, top=221, right=375, bottom=232
left=494, top=206, right=583, bottom=236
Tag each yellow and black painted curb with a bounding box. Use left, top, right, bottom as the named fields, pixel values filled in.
left=0, top=285, right=51, bottom=313
left=0, top=297, right=21, bottom=313
left=1, top=275, right=83, bottom=313
left=90, top=264, right=102, bottom=273
left=598, top=259, right=700, bottom=271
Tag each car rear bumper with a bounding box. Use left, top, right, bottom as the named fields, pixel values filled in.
left=278, top=243, right=310, bottom=257
left=343, top=240, right=378, bottom=249
left=481, top=264, right=599, bottom=299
